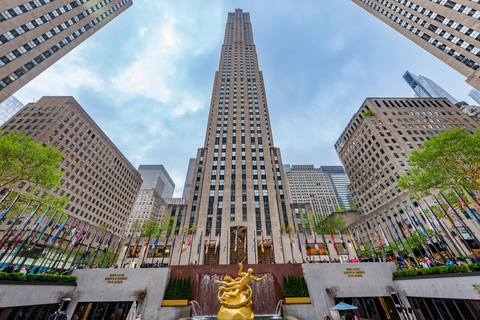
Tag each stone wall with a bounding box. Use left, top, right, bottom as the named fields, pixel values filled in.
left=0, top=282, right=75, bottom=308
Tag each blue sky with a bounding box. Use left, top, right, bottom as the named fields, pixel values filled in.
left=14, top=1, right=476, bottom=197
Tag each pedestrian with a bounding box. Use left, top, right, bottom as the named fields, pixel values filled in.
left=446, top=258, right=454, bottom=265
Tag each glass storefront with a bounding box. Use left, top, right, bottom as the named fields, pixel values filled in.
left=72, top=301, right=133, bottom=320
left=336, top=297, right=401, bottom=320
left=409, top=297, right=480, bottom=320
left=0, top=304, right=58, bottom=320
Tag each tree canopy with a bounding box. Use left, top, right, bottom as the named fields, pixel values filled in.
left=0, top=131, right=68, bottom=221
left=309, top=215, right=346, bottom=234
left=397, top=128, right=480, bottom=199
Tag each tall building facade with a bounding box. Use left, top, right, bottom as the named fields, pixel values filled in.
left=403, top=71, right=458, bottom=104
left=321, top=166, right=355, bottom=211
left=469, top=89, right=480, bottom=105
left=335, top=97, right=480, bottom=251
left=126, top=188, right=166, bottom=237
left=352, top=0, right=480, bottom=91
left=0, top=0, right=132, bottom=103
left=182, top=158, right=196, bottom=199
left=137, top=165, right=175, bottom=199
left=0, top=96, right=142, bottom=237
left=285, top=165, right=341, bottom=217
left=172, top=9, right=303, bottom=265
left=0, top=95, right=23, bottom=125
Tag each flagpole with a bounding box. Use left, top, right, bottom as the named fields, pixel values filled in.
left=62, top=224, right=89, bottom=272
left=439, top=192, right=480, bottom=248
left=288, top=231, right=294, bottom=262
left=404, top=206, right=435, bottom=259
left=0, top=201, right=32, bottom=252
left=18, top=211, right=58, bottom=270
left=188, top=231, right=195, bottom=265
left=91, top=229, right=108, bottom=267
left=121, top=233, right=134, bottom=268
left=418, top=203, right=450, bottom=262
left=392, top=212, right=419, bottom=267
left=35, top=216, right=70, bottom=274
left=432, top=194, right=470, bottom=256
left=423, top=200, right=463, bottom=258
left=141, top=231, right=152, bottom=265
left=167, top=235, right=177, bottom=266
left=101, top=232, right=115, bottom=267
left=31, top=213, right=63, bottom=272
left=6, top=208, right=49, bottom=268
left=46, top=218, right=77, bottom=272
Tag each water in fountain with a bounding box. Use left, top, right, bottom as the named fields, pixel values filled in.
left=270, top=299, right=284, bottom=319
left=193, top=273, right=278, bottom=317
left=189, top=300, right=203, bottom=318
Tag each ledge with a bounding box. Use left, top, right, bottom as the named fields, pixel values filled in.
left=161, top=299, right=189, bottom=306
left=284, top=297, right=311, bottom=304
left=0, top=280, right=77, bottom=286
left=393, top=271, right=480, bottom=281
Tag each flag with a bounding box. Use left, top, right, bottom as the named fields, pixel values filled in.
left=28, top=208, right=50, bottom=238
left=289, top=232, right=294, bottom=252
left=234, top=229, right=238, bottom=252
left=170, top=236, right=176, bottom=254
left=453, top=188, right=480, bottom=224
left=178, top=233, right=184, bottom=253
left=252, top=233, right=256, bottom=252
left=312, top=229, right=319, bottom=251
left=330, top=230, right=337, bottom=251
left=69, top=223, right=85, bottom=248
left=374, top=230, right=383, bottom=250
left=197, top=232, right=203, bottom=254
left=461, top=184, right=480, bottom=211
left=405, top=206, right=425, bottom=237
left=367, top=233, right=376, bottom=250
left=75, top=225, right=90, bottom=249
left=438, top=192, right=461, bottom=222
left=321, top=229, right=327, bottom=247
left=84, top=229, right=98, bottom=255
left=0, top=195, right=19, bottom=223
left=95, top=230, right=107, bottom=252
left=338, top=229, right=346, bottom=251
left=296, top=232, right=302, bottom=253
left=143, top=232, right=152, bottom=254
left=223, top=232, right=228, bottom=253
left=183, top=233, right=193, bottom=252
left=214, top=234, right=219, bottom=254
left=151, top=230, right=160, bottom=253
left=418, top=204, right=435, bottom=232
left=244, top=232, right=247, bottom=251
left=45, top=213, right=62, bottom=242
left=133, top=234, right=141, bottom=253
left=270, top=232, right=274, bottom=252
left=37, top=211, right=57, bottom=240
left=205, top=233, right=211, bottom=254
left=261, top=232, right=264, bottom=253
left=51, top=217, right=68, bottom=243
left=348, top=229, right=358, bottom=251
left=355, top=228, right=365, bottom=252
left=379, top=225, right=389, bottom=248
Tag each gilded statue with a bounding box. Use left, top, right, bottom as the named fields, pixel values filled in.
left=215, top=258, right=266, bottom=319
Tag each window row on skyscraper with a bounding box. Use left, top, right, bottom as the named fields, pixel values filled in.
left=0, top=0, right=131, bottom=92
left=0, top=0, right=59, bottom=23
left=0, top=0, right=118, bottom=68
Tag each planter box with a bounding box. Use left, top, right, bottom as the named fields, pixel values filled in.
left=161, top=299, right=189, bottom=306
left=284, top=297, right=311, bottom=304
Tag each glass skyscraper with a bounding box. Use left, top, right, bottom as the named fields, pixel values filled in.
left=0, top=95, right=23, bottom=126
left=403, top=71, right=458, bottom=104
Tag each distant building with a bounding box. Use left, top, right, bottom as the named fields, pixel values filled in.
left=126, top=189, right=167, bottom=237
left=182, top=158, right=196, bottom=199
left=469, top=89, right=480, bottom=105
left=321, top=166, right=354, bottom=211
left=403, top=72, right=458, bottom=104
left=0, top=0, right=132, bottom=103
left=0, top=95, right=23, bottom=126
left=137, top=165, right=175, bottom=199
left=285, top=165, right=352, bottom=217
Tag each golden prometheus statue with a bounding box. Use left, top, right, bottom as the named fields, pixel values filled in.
left=215, top=258, right=266, bottom=319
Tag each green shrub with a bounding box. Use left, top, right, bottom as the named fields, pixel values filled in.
left=468, top=263, right=480, bottom=272
left=393, top=264, right=477, bottom=278
left=363, top=110, right=375, bottom=117
left=283, top=275, right=309, bottom=297
left=164, top=277, right=191, bottom=300
left=0, top=271, right=76, bottom=283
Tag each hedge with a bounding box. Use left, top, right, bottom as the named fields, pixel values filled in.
left=283, top=275, right=309, bottom=297
left=0, top=271, right=77, bottom=283
left=392, top=264, right=479, bottom=278
left=164, top=277, right=191, bottom=300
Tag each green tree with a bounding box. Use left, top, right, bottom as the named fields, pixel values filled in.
left=0, top=131, right=68, bottom=220
left=309, top=215, right=346, bottom=234
left=141, top=220, right=160, bottom=237
left=397, top=128, right=480, bottom=198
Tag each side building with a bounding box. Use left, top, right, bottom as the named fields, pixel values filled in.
left=0, top=96, right=142, bottom=239
left=403, top=71, right=458, bottom=104
left=137, top=165, right=175, bottom=199
left=351, top=0, right=480, bottom=91
left=335, top=97, right=480, bottom=254
left=0, top=0, right=133, bottom=103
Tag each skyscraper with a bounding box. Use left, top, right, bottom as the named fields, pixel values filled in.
left=0, top=0, right=132, bottom=103
left=182, top=158, right=196, bottom=199
left=137, top=165, right=175, bottom=199
left=171, top=9, right=302, bottom=265
left=403, top=71, right=458, bottom=104
left=0, top=95, right=23, bottom=125
left=352, top=0, right=480, bottom=91
left=469, top=89, right=480, bottom=105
